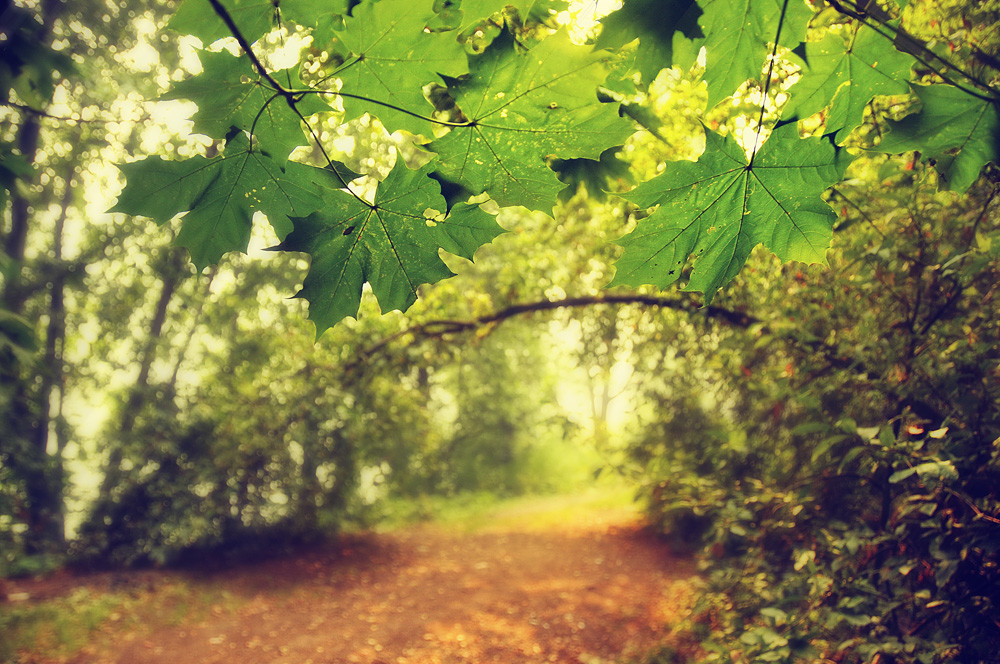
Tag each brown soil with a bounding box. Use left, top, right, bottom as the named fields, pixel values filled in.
left=8, top=506, right=698, bottom=664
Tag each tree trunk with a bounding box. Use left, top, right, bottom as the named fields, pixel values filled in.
left=0, top=0, right=71, bottom=553
left=1, top=0, right=62, bottom=306
left=2, top=118, right=41, bottom=309
left=167, top=266, right=216, bottom=395
left=98, top=248, right=187, bottom=497
left=25, top=168, right=77, bottom=547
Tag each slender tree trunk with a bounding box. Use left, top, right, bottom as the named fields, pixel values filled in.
left=2, top=121, right=41, bottom=307
left=167, top=266, right=216, bottom=394
left=1, top=0, right=62, bottom=302
left=294, top=365, right=322, bottom=532
left=0, top=0, right=71, bottom=552
left=26, top=168, right=77, bottom=547
left=298, top=438, right=322, bottom=532
left=325, top=427, right=356, bottom=516
left=587, top=309, right=619, bottom=446
left=98, top=248, right=187, bottom=497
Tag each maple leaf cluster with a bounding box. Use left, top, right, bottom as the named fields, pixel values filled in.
left=112, top=0, right=1000, bottom=332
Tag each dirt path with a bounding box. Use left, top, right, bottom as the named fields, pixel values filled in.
left=15, top=503, right=698, bottom=664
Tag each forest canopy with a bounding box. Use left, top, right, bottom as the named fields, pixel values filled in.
left=2, top=0, right=1000, bottom=663
left=108, top=0, right=1000, bottom=331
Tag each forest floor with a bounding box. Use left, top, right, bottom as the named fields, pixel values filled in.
left=4, top=492, right=699, bottom=664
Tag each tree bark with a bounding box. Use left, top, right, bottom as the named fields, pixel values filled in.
left=167, top=266, right=216, bottom=394
left=0, top=0, right=70, bottom=554
left=98, top=248, right=187, bottom=497
left=27, top=167, right=76, bottom=547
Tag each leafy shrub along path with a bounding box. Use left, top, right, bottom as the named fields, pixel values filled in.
left=11, top=503, right=696, bottom=663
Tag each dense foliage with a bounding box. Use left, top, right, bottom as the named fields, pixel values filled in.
left=3, top=1, right=1000, bottom=663
left=109, top=0, right=1000, bottom=330
left=634, top=158, right=1000, bottom=662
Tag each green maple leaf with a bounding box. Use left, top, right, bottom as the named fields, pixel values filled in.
left=596, top=0, right=696, bottom=89
left=677, top=0, right=812, bottom=108
left=169, top=0, right=279, bottom=45
left=611, top=123, right=849, bottom=299
left=431, top=0, right=566, bottom=37
left=454, top=0, right=529, bottom=32
left=111, top=134, right=351, bottom=268
left=430, top=30, right=634, bottom=211
left=170, top=0, right=348, bottom=44
left=162, top=50, right=328, bottom=162
left=329, top=0, right=468, bottom=136
left=874, top=84, right=1000, bottom=192
left=274, top=0, right=350, bottom=28
left=787, top=24, right=914, bottom=143
left=279, top=161, right=504, bottom=331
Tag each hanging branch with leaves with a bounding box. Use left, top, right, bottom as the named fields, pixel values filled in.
left=110, top=0, right=1000, bottom=333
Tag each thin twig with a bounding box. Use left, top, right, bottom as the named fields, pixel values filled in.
left=207, top=0, right=474, bottom=130
left=289, top=88, right=475, bottom=129
left=830, top=187, right=888, bottom=238
left=827, top=0, right=998, bottom=103
left=203, top=0, right=369, bottom=199
left=749, top=0, right=790, bottom=166
left=1, top=101, right=127, bottom=125
left=945, top=488, right=1000, bottom=525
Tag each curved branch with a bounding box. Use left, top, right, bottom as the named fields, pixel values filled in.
left=345, top=290, right=947, bottom=426
left=347, top=293, right=759, bottom=372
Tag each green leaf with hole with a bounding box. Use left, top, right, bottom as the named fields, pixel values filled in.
left=329, top=0, right=468, bottom=136
left=453, top=0, right=529, bottom=33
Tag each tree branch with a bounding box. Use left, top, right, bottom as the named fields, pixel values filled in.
left=0, top=101, right=124, bottom=125
left=345, top=288, right=953, bottom=427
left=827, top=0, right=998, bottom=103
left=206, top=0, right=293, bottom=101
left=347, top=293, right=758, bottom=372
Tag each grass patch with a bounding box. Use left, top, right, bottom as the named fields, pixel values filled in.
left=476, top=483, right=640, bottom=532
left=0, top=589, right=129, bottom=663
left=1, top=553, right=64, bottom=579
left=0, top=578, right=240, bottom=663
left=371, top=480, right=640, bottom=533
